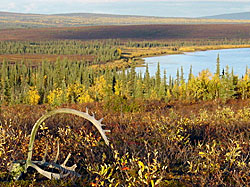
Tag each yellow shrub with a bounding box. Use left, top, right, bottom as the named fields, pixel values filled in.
left=114, top=80, right=129, bottom=97
left=90, top=75, right=112, bottom=101
left=47, top=88, right=63, bottom=105
left=66, top=83, right=94, bottom=103
left=77, top=92, right=94, bottom=103
left=26, top=86, right=40, bottom=105
left=149, top=89, right=159, bottom=100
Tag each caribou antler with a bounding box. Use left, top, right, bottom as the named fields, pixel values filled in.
left=10, top=108, right=110, bottom=180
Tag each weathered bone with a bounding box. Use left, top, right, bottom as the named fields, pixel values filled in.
left=29, top=160, right=80, bottom=179
left=61, top=153, right=71, bottom=167
left=10, top=108, right=110, bottom=180
left=99, top=118, right=104, bottom=123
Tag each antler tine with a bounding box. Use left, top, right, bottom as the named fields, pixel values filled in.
left=104, top=130, right=111, bottom=133
left=85, top=107, right=89, bottom=114
left=61, top=153, right=71, bottom=168
left=64, top=164, right=77, bottom=171
left=99, top=118, right=104, bottom=123
left=54, top=139, right=60, bottom=163
left=29, top=161, right=80, bottom=180
left=29, top=162, right=60, bottom=180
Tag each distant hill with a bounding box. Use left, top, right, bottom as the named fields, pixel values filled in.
left=202, top=12, right=250, bottom=20
left=1, top=11, right=250, bottom=29
left=1, top=24, right=250, bottom=41
left=54, top=13, right=147, bottom=18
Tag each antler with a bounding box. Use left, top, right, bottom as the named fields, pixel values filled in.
left=10, top=108, right=110, bottom=180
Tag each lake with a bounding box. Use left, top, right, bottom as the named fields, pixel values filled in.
left=135, top=48, right=250, bottom=80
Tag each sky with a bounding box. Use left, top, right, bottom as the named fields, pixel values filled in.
left=1, top=0, right=250, bottom=17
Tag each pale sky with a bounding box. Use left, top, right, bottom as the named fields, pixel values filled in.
left=1, top=0, right=250, bottom=17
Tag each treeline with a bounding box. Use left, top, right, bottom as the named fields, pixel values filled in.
left=0, top=57, right=249, bottom=106
left=125, top=38, right=250, bottom=48
left=0, top=40, right=121, bottom=64
left=2, top=39, right=250, bottom=56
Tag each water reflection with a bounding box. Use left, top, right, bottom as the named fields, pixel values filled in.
left=135, top=48, right=250, bottom=79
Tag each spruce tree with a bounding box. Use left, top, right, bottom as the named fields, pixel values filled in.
left=180, top=66, right=184, bottom=82
left=155, top=62, right=161, bottom=91
left=245, top=65, right=249, bottom=76
left=216, top=54, right=220, bottom=76
left=188, top=65, right=193, bottom=82
left=144, top=64, right=151, bottom=97
left=163, top=69, right=167, bottom=91
left=176, top=68, right=180, bottom=86
left=128, top=63, right=136, bottom=97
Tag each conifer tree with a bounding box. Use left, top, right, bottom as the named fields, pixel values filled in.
left=135, top=77, right=143, bottom=98
left=188, top=65, right=193, bottom=82
left=216, top=54, right=220, bottom=76
left=144, top=64, right=151, bottom=97
left=231, top=67, right=234, bottom=77
left=155, top=62, right=161, bottom=92
left=163, top=69, right=167, bottom=91
left=245, top=65, right=249, bottom=76
left=176, top=68, right=180, bottom=86
left=169, top=75, right=173, bottom=88
left=128, top=64, right=136, bottom=97
left=180, top=66, right=184, bottom=82
left=159, top=70, right=167, bottom=98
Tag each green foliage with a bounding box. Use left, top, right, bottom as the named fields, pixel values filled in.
left=216, top=53, right=220, bottom=76
left=0, top=40, right=120, bottom=63
left=0, top=49, right=249, bottom=105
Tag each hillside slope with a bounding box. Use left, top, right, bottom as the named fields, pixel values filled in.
left=1, top=11, right=250, bottom=29
left=1, top=24, right=250, bottom=41
left=202, top=12, right=250, bottom=20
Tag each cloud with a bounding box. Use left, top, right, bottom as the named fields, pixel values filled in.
left=1, top=2, right=17, bottom=11
left=24, top=3, right=37, bottom=12
left=8, top=2, right=16, bottom=9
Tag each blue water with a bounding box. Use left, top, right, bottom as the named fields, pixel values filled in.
left=135, top=48, right=250, bottom=80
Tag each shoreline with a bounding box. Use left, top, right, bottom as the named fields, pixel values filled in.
left=129, top=44, right=250, bottom=67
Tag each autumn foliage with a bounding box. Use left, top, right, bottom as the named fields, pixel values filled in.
left=0, top=40, right=249, bottom=186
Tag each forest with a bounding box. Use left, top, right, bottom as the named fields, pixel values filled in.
left=0, top=39, right=249, bottom=186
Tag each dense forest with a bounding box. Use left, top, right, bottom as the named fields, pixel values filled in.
left=0, top=40, right=249, bottom=106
